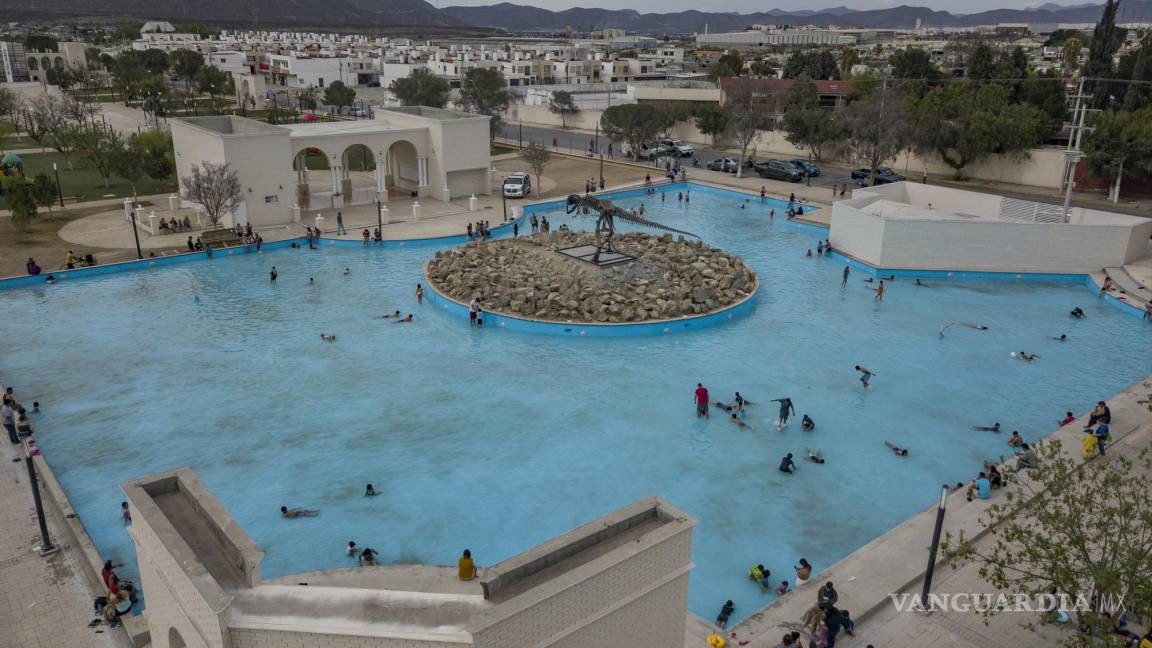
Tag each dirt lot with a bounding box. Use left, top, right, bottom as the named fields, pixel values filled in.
left=493, top=154, right=650, bottom=198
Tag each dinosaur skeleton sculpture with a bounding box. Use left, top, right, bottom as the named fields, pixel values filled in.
left=565, top=193, right=699, bottom=263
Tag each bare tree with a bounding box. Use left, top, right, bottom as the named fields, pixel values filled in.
left=518, top=141, right=552, bottom=197
left=725, top=77, right=771, bottom=178
left=841, top=81, right=913, bottom=185
left=182, top=162, right=242, bottom=228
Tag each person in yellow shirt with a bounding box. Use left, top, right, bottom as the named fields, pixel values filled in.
left=458, top=549, right=477, bottom=580
left=1081, top=429, right=1098, bottom=458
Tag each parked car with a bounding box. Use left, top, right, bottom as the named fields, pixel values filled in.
left=636, top=142, right=677, bottom=160
left=658, top=138, right=694, bottom=157
left=755, top=160, right=803, bottom=182
left=850, top=166, right=905, bottom=185
left=503, top=172, right=532, bottom=198
left=707, top=157, right=739, bottom=173
left=789, top=159, right=821, bottom=177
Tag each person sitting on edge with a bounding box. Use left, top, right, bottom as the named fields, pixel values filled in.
left=748, top=564, right=771, bottom=591
left=775, top=581, right=791, bottom=596
left=458, top=549, right=477, bottom=580
left=26, top=258, right=41, bottom=275
left=1060, top=411, right=1076, bottom=426
left=805, top=448, right=825, bottom=464
left=985, top=464, right=1004, bottom=488
left=972, top=422, right=1002, bottom=433
left=779, top=453, right=797, bottom=474
left=801, top=414, right=815, bottom=431
left=1087, top=401, right=1111, bottom=427
left=884, top=441, right=909, bottom=456
left=715, top=600, right=736, bottom=629
left=1008, top=430, right=1025, bottom=446
left=280, top=506, right=318, bottom=518
left=795, top=558, right=812, bottom=585
left=965, top=473, right=991, bottom=501
left=817, top=582, right=838, bottom=607
left=365, top=483, right=379, bottom=496
left=360, top=547, right=378, bottom=566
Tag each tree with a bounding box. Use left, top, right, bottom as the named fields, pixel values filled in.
left=888, top=47, right=938, bottom=80
left=30, top=173, right=58, bottom=215
left=600, top=103, right=667, bottom=161
left=1063, top=37, right=1084, bottom=73
left=132, top=130, right=175, bottom=183
left=1083, top=108, right=1152, bottom=201
left=749, top=56, right=776, bottom=77
left=1084, top=0, right=1125, bottom=108
left=1019, top=70, right=1068, bottom=136
left=694, top=104, right=731, bottom=145
left=297, top=88, right=317, bottom=111
left=76, top=126, right=125, bottom=188
left=941, top=441, right=1152, bottom=644
left=841, top=82, right=913, bottom=185
left=908, top=83, right=1050, bottom=177
left=548, top=90, right=580, bottom=128
left=1120, top=33, right=1152, bottom=110
left=140, top=49, right=170, bottom=76
left=171, top=50, right=205, bottom=91
left=112, top=51, right=148, bottom=103
left=6, top=178, right=39, bottom=230
left=323, top=80, right=356, bottom=115
left=196, top=65, right=231, bottom=112
left=783, top=78, right=843, bottom=162
left=725, top=77, right=771, bottom=178
left=717, top=51, right=744, bottom=76
left=21, top=94, right=64, bottom=150
left=0, top=87, right=18, bottom=124
left=111, top=141, right=145, bottom=195
left=783, top=50, right=840, bottom=80
left=517, top=141, right=551, bottom=197
left=23, top=34, right=58, bottom=52
left=388, top=68, right=450, bottom=108
left=707, top=61, right=738, bottom=81
left=459, top=68, right=513, bottom=139
left=967, top=43, right=998, bottom=81
left=1044, top=28, right=1087, bottom=47
left=48, top=121, right=83, bottom=170
left=840, top=47, right=860, bottom=80
left=181, top=162, right=241, bottom=228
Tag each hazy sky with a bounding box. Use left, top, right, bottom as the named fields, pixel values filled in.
left=437, top=0, right=1090, bottom=14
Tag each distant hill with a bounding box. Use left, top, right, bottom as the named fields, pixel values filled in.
left=442, top=0, right=1152, bottom=32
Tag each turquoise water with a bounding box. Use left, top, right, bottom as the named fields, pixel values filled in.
left=3, top=184, right=1150, bottom=625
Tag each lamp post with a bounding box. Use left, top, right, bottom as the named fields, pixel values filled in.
left=52, top=162, right=63, bottom=207
left=596, top=123, right=603, bottom=189
left=807, top=151, right=812, bottom=187
left=24, top=451, right=58, bottom=557
left=501, top=179, right=508, bottom=222
left=129, top=208, right=143, bottom=259
left=919, top=485, right=950, bottom=612
left=376, top=197, right=383, bottom=231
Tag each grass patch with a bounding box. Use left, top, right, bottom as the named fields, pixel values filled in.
left=0, top=151, right=177, bottom=209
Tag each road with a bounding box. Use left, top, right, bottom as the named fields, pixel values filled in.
left=498, top=121, right=1152, bottom=218
left=499, top=121, right=857, bottom=190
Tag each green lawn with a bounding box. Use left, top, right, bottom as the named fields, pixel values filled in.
left=1, top=121, right=39, bottom=150
left=0, top=151, right=178, bottom=209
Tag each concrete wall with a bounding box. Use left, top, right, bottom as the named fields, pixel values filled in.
left=830, top=200, right=1152, bottom=273
left=229, top=629, right=466, bottom=648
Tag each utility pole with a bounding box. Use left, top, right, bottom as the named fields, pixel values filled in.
left=1061, top=78, right=1094, bottom=223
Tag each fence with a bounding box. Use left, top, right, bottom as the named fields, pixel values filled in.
left=997, top=197, right=1067, bottom=223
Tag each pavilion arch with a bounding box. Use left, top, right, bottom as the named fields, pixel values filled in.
left=291, top=145, right=335, bottom=209
left=386, top=139, right=421, bottom=196
left=27, top=58, right=38, bottom=71
left=40, top=56, right=50, bottom=71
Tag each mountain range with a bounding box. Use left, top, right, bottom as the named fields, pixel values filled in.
left=7, top=0, right=1152, bottom=32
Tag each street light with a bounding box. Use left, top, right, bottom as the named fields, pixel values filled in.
left=129, top=207, right=143, bottom=260
left=24, top=450, right=59, bottom=557
left=52, top=162, right=63, bottom=207
left=501, top=178, right=508, bottom=222
left=919, top=485, right=950, bottom=612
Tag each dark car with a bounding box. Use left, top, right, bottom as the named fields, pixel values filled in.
left=851, top=166, right=905, bottom=185
left=789, top=159, right=821, bottom=177
left=707, top=157, right=739, bottom=173
left=755, top=160, right=803, bottom=182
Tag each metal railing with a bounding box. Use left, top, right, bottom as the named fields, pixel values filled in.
left=998, top=197, right=1068, bottom=224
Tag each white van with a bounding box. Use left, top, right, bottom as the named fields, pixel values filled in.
left=503, top=173, right=532, bottom=198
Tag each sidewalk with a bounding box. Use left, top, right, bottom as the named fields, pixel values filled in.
left=0, top=437, right=131, bottom=648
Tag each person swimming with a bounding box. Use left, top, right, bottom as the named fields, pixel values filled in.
left=1012, top=351, right=1040, bottom=361
left=1070, top=307, right=1086, bottom=318
left=734, top=392, right=750, bottom=410
left=320, top=333, right=336, bottom=342
left=381, top=310, right=401, bottom=319
left=1049, top=334, right=1067, bottom=341
left=801, top=415, right=815, bottom=431
left=804, top=448, right=825, bottom=464
left=280, top=506, right=319, bottom=518
left=394, top=314, right=414, bottom=323
left=343, top=268, right=351, bottom=275
left=729, top=413, right=753, bottom=430
left=915, top=278, right=925, bottom=286
left=884, top=441, right=909, bottom=456
left=972, top=422, right=1002, bottom=433
left=365, top=483, right=379, bottom=497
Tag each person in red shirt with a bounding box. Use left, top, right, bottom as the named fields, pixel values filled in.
left=1060, top=411, right=1076, bottom=426
left=695, top=383, right=710, bottom=418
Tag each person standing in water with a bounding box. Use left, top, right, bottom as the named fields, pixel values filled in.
left=416, top=284, right=424, bottom=305
left=694, top=383, right=710, bottom=418
left=270, top=266, right=278, bottom=282
left=874, top=280, right=885, bottom=302
left=842, top=265, right=850, bottom=287
left=773, top=397, right=795, bottom=428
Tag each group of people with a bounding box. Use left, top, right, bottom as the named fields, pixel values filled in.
left=529, top=213, right=551, bottom=234
left=361, top=227, right=384, bottom=245
left=63, top=250, right=97, bottom=270
left=92, top=560, right=137, bottom=628
left=2, top=385, right=38, bottom=445
left=721, top=573, right=856, bottom=648
left=584, top=177, right=605, bottom=193
left=159, top=215, right=194, bottom=233
left=466, top=220, right=492, bottom=240
left=830, top=184, right=850, bottom=198
left=304, top=226, right=322, bottom=249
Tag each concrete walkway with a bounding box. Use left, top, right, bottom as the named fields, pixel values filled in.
left=0, top=425, right=132, bottom=648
